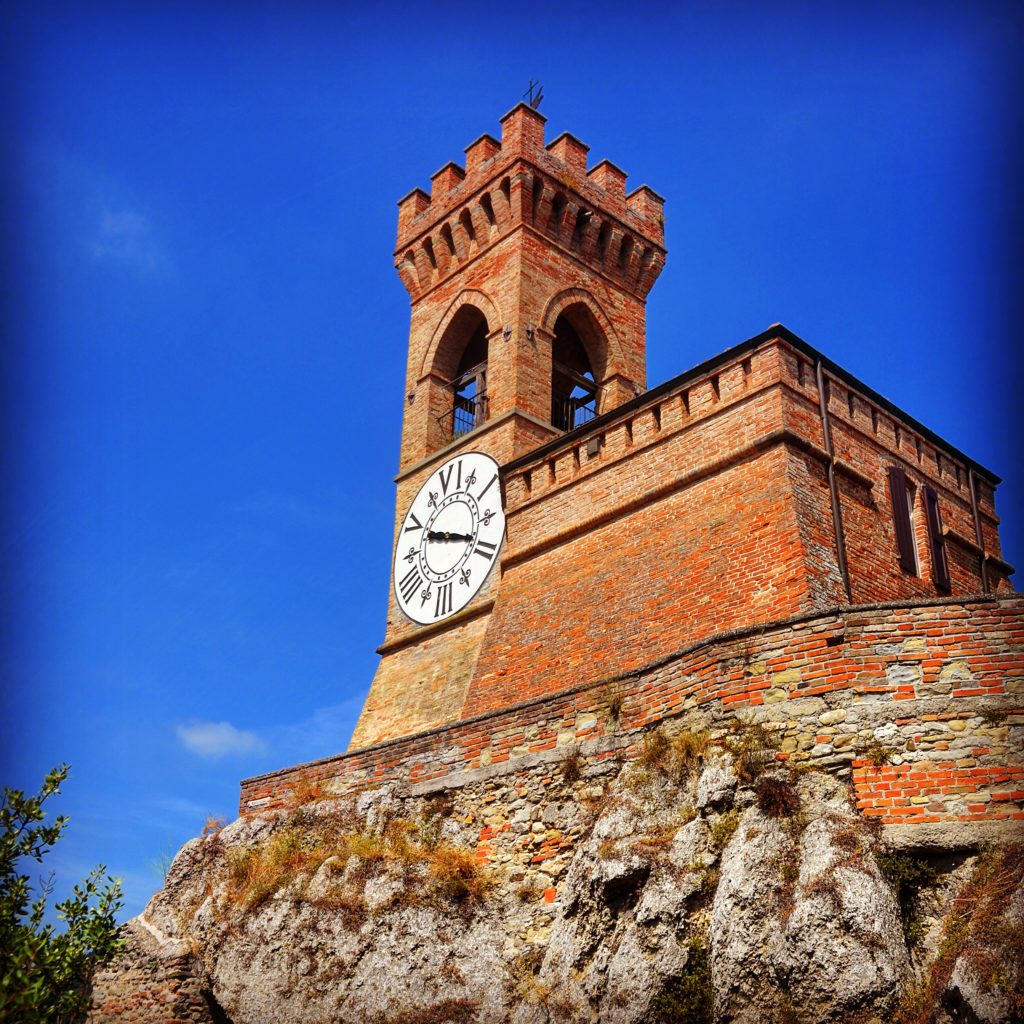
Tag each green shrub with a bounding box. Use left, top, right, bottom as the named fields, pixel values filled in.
left=708, top=810, right=740, bottom=852
left=0, top=765, right=124, bottom=1024
left=877, top=851, right=939, bottom=944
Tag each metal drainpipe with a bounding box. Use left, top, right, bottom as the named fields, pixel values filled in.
left=816, top=361, right=852, bottom=604
left=967, top=469, right=990, bottom=594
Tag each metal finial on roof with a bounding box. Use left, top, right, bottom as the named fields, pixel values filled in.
left=523, top=79, right=544, bottom=110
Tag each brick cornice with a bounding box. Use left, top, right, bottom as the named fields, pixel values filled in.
left=394, top=408, right=558, bottom=484
left=403, top=220, right=664, bottom=309
left=502, top=326, right=1002, bottom=487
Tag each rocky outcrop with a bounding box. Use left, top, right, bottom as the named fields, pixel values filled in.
left=710, top=773, right=907, bottom=1022
left=90, top=725, right=1023, bottom=1024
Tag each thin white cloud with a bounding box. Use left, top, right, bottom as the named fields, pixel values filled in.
left=176, top=720, right=266, bottom=760
left=267, top=696, right=368, bottom=763
left=88, top=206, right=165, bottom=273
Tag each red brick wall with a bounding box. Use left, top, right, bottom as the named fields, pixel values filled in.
left=244, top=597, right=1024, bottom=839
left=776, top=344, right=1007, bottom=603
left=395, top=104, right=665, bottom=473
left=356, top=327, right=1013, bottom=747
left=465, top=443, right=812, bottom=716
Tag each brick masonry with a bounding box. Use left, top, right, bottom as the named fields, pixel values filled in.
left=89, top=920, right=217, bottom=1024
left=354, top=322, right=1014, bottom=746
left=351, top=106, right=1013, bottom=750
left=244, top=595, right=1024, bottom=840
left=352, top=105, right=668, bottom=747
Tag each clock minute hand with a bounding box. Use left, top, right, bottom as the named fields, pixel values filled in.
left=427, top=530, right=474, bottom=542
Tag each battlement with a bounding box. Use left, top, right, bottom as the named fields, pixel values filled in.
left=394, top=104, right=666, bottom=302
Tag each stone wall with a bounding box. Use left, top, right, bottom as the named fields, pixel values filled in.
left=89, top=918, right=218, bottom=1024
left=244, top=595, right=1024, bottom=851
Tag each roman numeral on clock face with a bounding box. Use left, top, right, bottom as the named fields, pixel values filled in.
left=434, top=582, right=453, bottom=618
left=403, top=512, right=422, bottom=533
left=439, top=460, right=462, bottom=496
left=477, top=473, right=497, bottom=501
left=398, top=565, right=423, bottom=604
left=474, top=539, right=497, bottom=561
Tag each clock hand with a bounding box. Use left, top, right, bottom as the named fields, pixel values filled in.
left=426, top=530, right=474, bottom=542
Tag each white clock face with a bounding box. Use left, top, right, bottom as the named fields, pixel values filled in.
left=393, top=451, right=505, bottom=625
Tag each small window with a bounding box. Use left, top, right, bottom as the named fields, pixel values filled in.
left=923, top=485, right=951, bottom=591
left=887, top=466, right=918, bottom=575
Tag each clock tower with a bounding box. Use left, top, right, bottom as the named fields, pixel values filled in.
left=350, top=104, right=666, bottom=748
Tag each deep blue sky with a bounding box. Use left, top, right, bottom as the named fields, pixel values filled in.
left=2, top=0, right=1021, bottom=919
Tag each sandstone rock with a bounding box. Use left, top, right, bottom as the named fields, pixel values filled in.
left=710, top=773, right=908, bottom=1023
left=696, top=753, right=737, bottom=809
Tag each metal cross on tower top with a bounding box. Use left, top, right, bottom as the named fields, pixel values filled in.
left=523, top=79, right=544, bottom=110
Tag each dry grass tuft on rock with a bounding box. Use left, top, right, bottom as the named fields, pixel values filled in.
left=372, top=997, right=480, bottom=1024
left=858, top=739, right=894, bottom=767
left=285, top=771, right=328, bottom=809
left=201, top=815, right=226, bottom=838
left=726, top=719, right=780, bottom=784
left=221, top=808, right=492, bottom=922
left=560, top=749, right=584, bottom=784
left=225, top=827, right=307, bottom=911
left=605, top=683, right=627, bottom=724
left=894, top=843, right=1024, bottom=1023
left=638, top=727, right=711, bottom=785
left=755, top=777, right=801, bottom=818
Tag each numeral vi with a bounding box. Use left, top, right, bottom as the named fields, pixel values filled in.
left=439, top=460, right=462, bottom=496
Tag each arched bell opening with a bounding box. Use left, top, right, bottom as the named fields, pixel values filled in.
left=431, top=305, right=490, bottom=448
left=550, top=305, right=607, bottom=432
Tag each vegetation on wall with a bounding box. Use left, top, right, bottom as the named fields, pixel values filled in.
left=212, top=785, right=492, bottom=926
left=894, top=843, right=1024, bottom=1024
left=876, top=851, right=939, bottom=946
left=650, top=940, right=712, bottom=1024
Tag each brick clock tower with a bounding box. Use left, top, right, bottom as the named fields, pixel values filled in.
left=349, top=104, right=1013, bottom=753
left=350, top=104, right=666, bottom=747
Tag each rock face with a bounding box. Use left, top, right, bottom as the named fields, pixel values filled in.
left=89, top=728, right=1023, bottom=1024
left=710, top=773, right=907, bottom=1022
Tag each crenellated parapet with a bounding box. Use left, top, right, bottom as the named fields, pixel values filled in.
left=395, top=103, right=667, bottom=302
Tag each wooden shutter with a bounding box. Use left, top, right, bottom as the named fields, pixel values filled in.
left=887, top=466, right=917, bottom=574
left=923, top=485, right=951, bottom=591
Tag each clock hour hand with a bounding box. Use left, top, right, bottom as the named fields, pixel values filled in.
left=427, top=530, right=474, bottom=542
